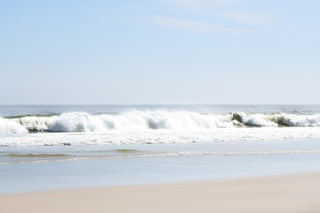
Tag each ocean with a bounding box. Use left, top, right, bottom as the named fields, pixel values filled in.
left=1, top=105, right=320, bottom=193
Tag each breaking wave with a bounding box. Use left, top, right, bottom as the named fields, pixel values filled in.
left=1, top=110, right=320, bottom=134
left=231, top=112, right=320, bottom=127
left=0, top=116, right=28, bottom=134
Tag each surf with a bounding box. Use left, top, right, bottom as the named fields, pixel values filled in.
left=1, top=110, right=320, bottom=134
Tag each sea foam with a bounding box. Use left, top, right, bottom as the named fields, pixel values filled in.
left=0, top=116, right=28, bottom=134
left=1, top=110, right=320, bottom=134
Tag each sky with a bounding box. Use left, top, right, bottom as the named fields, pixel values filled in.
left=1, top=0, right=320, bottom=104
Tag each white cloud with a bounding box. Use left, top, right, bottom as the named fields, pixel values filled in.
left=161, top=0, right=241, bottom=8
left=154, top=17, right=211, bottom=32
left=148, top=0, right=307, bottom=35
left=219, top=12, right=267, bottom=25
left=153, top=16, right=251, bottom=34
left=158, top=0, right=267, bottom=26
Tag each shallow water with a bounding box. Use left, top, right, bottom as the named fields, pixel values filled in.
left=1, top=105, right=320, bottom=194
left=1, top=150, right=320, bottom=194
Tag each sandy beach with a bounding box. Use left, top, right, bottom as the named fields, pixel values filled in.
left=1, top=173, right=320, bottom=213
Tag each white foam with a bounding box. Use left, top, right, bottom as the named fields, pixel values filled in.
left=1, top=127, right=320, bottom=147
left=2, top=110, right=320, bottom=134
left=49, top=112, right=107, bottom=132
left=47, top=110, right=227, bottom=132
left=273, top=113, right=320, bottom=127
left=0, top=116, right=28, bottom=134
left=233, top=112, right=277, bottom=127
left=13, top=116, right=57, bottom=132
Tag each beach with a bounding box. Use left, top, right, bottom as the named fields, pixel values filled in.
left=1, top=172, right=320, bottom=213
left=1, top=105, right=320, bottom=212
left=3, top=0, right=320, bottom=210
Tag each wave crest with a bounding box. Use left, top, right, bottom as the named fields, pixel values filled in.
left=0, top=116, right=28, bottom=134
left=1, top=110, right=320, bottom=134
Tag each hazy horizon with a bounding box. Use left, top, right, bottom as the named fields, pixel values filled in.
left=1, top=103, right=320, bottom=106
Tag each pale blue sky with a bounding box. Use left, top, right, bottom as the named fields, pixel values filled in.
left=1, top=0, right=319, bottom=104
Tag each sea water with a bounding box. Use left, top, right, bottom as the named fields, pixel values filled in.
left=1, top=105, right=320, bottom=194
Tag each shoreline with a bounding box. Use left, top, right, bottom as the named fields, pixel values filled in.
left=1, top=172, right=320, bottom=213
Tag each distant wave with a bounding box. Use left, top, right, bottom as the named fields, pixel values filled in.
left=1, top=110, right=320, bottom=134
left=231, top=112, right=320, bottom=127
